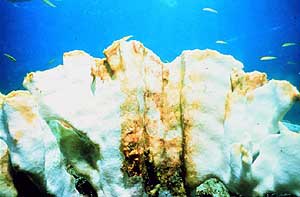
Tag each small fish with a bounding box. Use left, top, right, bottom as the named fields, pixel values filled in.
left=287, top=61, right=296, bottom=65
left=216, top=40, right=227, bottom=44
left=47, top=58, right=56, bottom=65
left=260, top=56, right=277, bottom=61
left=90, top=76, right=96, bottom=95
left=202, top=7, right=218, bottom=14
left=3, top=53, right=16, bottom=62
left=271, top=25, right=282, bottom=31
left=281, top=42, right=296, bottom=47
left=42, top=0, right=56, bottom=7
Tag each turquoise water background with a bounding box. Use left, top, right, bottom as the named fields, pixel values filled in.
left=0, top=0, right=299, bottom=123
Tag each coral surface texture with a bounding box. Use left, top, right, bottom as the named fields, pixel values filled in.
left=0, top=38, right=300, bottom=197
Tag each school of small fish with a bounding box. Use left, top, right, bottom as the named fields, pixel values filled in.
left=4, top=2, right=299, bottom=69
left=259, top=42, right=298, bottom=62
left=200, top=6, right=298, bottom=64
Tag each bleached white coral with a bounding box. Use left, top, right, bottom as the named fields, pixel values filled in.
left=0, top=38, right=299, bottom=196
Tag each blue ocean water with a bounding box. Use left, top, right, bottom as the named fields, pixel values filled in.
left=0, top=0, right=299, bottom=123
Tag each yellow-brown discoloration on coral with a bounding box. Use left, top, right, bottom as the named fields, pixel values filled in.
left=240, top=145, right=249, bottom=158
left=161, top=105, right=181, bottom=131
left=14, top=130, right=24, bottom=141
left=226, top=71, right=267, bottom=119
left=275, top=80, right=300, bottom=102
left=103, top=36, right=131, bottom=73
left=231, top=70, right=267, bottom=95
left=63, top=50, right=87, bottom=57
left=149, top=53, right=163, bottom=66
left=121, top=96, right=144, bottom=166
left=121, top=102, right=144, bottom=176
left=6, top=90, right=31, bottom=99
left=189, top=49, right=219, bottom=61
left=0, top=94, right=4, bottom=109
left=0, top=142, right=8, bottom=159
left=224, top=92, right=232, bottom=120
left=184, top=153, right=199, bottom=188
left=104, top=43, right=122, bottom=72
left=246, top=92, right=255, bottom=102
left=144, top=100, right=185, bottom=195
left=157, top=63, right=186, bottom=195
left=24, top=72, right=34, bottom=84
left=118, top=40, right=146, bottom=178
left=115, top=40, right=186, bottom=195
left=91, top=58, right=111, bottom=80
left=182, top=50, right=244, bottom=189
left=226, top=70, right=266, bottom=113
left=232, top=144, right=251, bottom=164
left=5, top=91, right=37, bottom=124
left=0, top=140, right=17, bottom=196
left=120, top=44, right=147, bottom=177
left=132, top=40, right=145, bottom=55
left=144, top=59, right=186, bottom=195
left=183, top=127, right=199, bottom=187
left=164, top=138, right=182, bottom=165
left=230, top=68, right=245, bottom=90
left=121, top=116, right=145, bottom=176
left=106, top=38, right=145, bottom=179
left=232, top=144, right=242, bottom=156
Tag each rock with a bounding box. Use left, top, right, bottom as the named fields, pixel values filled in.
left=195, top=178, right=230, bottom=197
left=0, top=37, right=299, bottom=196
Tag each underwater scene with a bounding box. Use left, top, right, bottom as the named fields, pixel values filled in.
left=0, top=0, right=300, bottom=196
